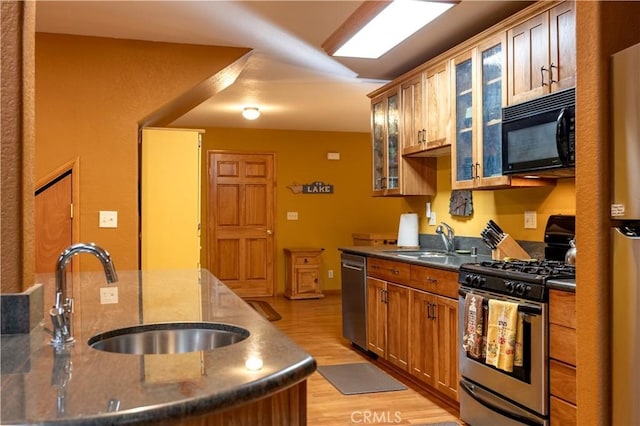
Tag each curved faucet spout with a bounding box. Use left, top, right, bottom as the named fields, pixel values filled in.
left=51, top=243, right=118, bottom=347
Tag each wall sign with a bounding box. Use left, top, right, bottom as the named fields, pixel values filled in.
left=287, top=181, right=334, bottom=194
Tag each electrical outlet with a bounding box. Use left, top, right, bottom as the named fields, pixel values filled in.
left=286, top=211, right=299, bottom=220
left=524, top=211, right=537, bottom=229
left=100, top=287, right=118, bottom=304
left=328, top=269, right=334, bottom=279
left=429, top=211, right=437, bottom=226
left=99, top=210, right=118, bottom=228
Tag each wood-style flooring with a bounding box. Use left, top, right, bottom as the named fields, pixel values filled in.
left=256, top=293, right=462, bottom=426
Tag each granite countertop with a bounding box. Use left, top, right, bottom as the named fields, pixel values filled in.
left=339, top=245, right=492, bottom=272
left=0, top=269, right=316, bottom=425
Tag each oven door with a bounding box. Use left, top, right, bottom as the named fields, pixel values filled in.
left=458, top=287, right=548, bottom=416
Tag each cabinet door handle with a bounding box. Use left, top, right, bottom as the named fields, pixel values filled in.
left=475, top=162, right=480, bottom=180
left=425, top=277, right=438, bottom=284
left=304, top=258, right=308, bottom=263
left=541, top=66, right=548, bottom=86
left=422, top=129, right=427, bottom=143
left=417, top=130, right=423, bottom=144
left=549, top=63, right=557, bottom=84
left=470, top=163, right=475, bottom=180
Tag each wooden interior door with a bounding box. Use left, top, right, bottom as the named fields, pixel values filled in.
left=207, top=152, right=276, bottom=297
left=35, top=171, right=73, bottom=305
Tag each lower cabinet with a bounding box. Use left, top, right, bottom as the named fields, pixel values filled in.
left=366, top=258, right=459, bottom=402
left=366, top=278, right=410, bottom=371
left=549, top=289, right=577, bottom=425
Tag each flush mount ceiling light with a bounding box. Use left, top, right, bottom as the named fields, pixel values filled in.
left=242, top=107, right=260, bottom=120
left=323, top=0, right=456, bottom=59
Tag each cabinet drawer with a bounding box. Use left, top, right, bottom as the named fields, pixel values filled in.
left=550, top=359, right=576, bottom=404
left=367, top=257, right=410, bottom=284
left=409, top=265, right=458, bottom=299
left=293, top=255, right=320, bottom=266
left=550, top=395, right=577, bottom=426
left=549, top=290, right=576, bottom=328
left=550, top=323, right=576, bottom=366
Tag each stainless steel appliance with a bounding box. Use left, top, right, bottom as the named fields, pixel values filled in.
left=502, top=87, right=575, bottom=177
left=341, top=253, right=367, bottom=351
left=611, top=42, right=640, bottom=426
left=458, top=259, right=576, bottom=425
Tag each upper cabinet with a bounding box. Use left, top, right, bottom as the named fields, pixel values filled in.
left=371, top=87, right=401, bottom=196
left=371, top=86, right=436, bottom=197
left=452, top=35, right=512, bottom=190
left=402, top=60, right=451, bottom=157
left=507, top=1, right=575, bottom=104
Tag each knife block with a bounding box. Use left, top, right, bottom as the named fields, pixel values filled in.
left=491, top=234, right=532, bottom=260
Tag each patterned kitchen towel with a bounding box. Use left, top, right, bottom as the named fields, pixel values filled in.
left=462, top=292, right=484, bottom=359
left=514, top=312, right=524, bottom=367
left=485, top=299, right=519, bottom=372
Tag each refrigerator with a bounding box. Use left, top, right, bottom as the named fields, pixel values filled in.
left=611, top=42, right=640, bottom=426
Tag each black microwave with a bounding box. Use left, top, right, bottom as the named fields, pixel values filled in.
left=502, top=88, right=575, bottom=177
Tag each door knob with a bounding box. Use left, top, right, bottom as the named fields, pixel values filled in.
left=266, top=229, right=273, bottom=235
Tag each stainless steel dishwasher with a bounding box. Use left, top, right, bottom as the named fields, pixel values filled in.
left=340, top=253, right=367, bottom=351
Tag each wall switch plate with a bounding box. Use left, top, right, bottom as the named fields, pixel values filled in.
left=428, top=211, right=437, bottom=226
left=524, top=211, right=537, bottom=229
left=286, top=211, right=299, bottom=220
left=328, top=269, right=334, bottom=278
left=99, top=210, right=118, bottom=228
left=100, top=287, right=118, bottom=304
left=327, top=152, right=340, bottom=160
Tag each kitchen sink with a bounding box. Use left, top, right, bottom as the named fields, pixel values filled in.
left=88, top=322, right=249, bottom=355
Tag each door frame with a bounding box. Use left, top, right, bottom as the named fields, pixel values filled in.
left=204, top=150, right=277, bottom=296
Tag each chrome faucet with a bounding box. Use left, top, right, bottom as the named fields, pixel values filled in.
left=50, top=243, right=118, bottom=347
left=436, top=222, right=455, bottom=253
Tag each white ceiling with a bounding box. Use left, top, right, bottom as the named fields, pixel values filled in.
left=35, top=1, right=531, bottom=133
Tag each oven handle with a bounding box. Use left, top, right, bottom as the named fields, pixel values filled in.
left=459, top=288, right=543, bottom=315
left=460, top=379, right=546, bottom=426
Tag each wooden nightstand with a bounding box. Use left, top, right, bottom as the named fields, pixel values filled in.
left=283, top=248, right=324, bottom=300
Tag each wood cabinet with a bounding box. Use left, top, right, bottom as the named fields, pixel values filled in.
left=366, top=257, right=458, bottom=401
left=370, top=87, right=437, bottom=196
left=283, top=248, right=324, bottom=300
left=549, top=289, right=577, bottom=425
left=507, top=1, right=575, bottom=104
left=402, top=60, right=451, bottom=157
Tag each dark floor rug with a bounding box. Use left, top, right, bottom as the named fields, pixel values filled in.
left=317, top=362, right=407, bottom=395
left=245, top=300, right=282, bottom=321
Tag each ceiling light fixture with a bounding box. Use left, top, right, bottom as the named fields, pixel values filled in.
left=323, top=0, right=456, bottom=59
left=242, top=107, right=260, bottom=120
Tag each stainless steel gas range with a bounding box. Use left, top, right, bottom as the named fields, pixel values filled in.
left=458, top=259, right=576, bottom=426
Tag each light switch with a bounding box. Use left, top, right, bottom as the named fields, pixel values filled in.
left=287, top=212, right=299, bottom=220
left=428, top=211, right=437, bottom=226
left=99, top=210, right=118, bottom=228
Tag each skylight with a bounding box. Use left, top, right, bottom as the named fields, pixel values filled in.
left=332, top=0, right=455, bottom=59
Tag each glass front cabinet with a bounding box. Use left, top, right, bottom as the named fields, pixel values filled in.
left=371, top=87, right=401, bottom=196
left=451, top=35, right=511, bottom=190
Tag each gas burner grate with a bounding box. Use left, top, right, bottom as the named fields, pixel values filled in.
left=478, top=259, right=575, bottom=279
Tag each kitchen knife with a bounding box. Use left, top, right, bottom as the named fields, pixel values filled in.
left=488, top=220, right=505, bottom=237
left=481, top=230, right=496, bottom=249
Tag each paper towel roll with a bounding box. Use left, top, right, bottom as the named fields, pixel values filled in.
left=397, top=213, right=419, bottom=248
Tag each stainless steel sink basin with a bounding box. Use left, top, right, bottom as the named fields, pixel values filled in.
left=88, top=322, right=249, bottom=355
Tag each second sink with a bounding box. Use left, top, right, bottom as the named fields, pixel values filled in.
left=88, top=322, right=250, bottom=355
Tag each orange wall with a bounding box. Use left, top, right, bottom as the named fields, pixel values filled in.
left=403, top=156, right=576, bottom=242
left=35, top=34, right=248, bottom=270
left=199, top=128, right=405, bottom=292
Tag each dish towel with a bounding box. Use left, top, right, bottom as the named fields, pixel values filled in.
left=514, top=312, right=524, bottom=367
left=485, top=299, right=519, bottom=372
left=462, top=292, right=484, bottom=359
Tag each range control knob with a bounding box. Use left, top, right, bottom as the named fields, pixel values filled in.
left=505, top=281, right=515, bottom=293
left=515, top=283, right=528, bottom=295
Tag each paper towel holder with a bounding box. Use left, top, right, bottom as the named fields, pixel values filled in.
left=397, top=212, right=420, bottom=248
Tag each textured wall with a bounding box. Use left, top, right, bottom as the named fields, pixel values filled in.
left=1, top=1, right=35, bottom=293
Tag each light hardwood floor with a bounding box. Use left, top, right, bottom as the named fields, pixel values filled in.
left=257, top=293, right=462, bottom=426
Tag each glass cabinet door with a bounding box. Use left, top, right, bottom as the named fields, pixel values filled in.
left=454, top=57, right=474, bottom=184
left=480, top=43, right=503, bottom=179
left=386, top=93, right=399, bottom=191
left=372, top=99, right=385, bottom=191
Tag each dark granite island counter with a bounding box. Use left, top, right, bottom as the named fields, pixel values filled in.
left=1, top=270, right=316, bottom=425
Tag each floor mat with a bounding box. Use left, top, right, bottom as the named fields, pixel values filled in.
left=317, top=362, right=407, bottom=395
left=245, top=300, right=282, bottom=321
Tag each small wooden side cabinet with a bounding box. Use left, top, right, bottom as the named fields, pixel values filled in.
left=284, top=248, right=324, bottom=300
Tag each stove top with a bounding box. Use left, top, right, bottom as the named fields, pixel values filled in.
left=458, top=260, right=575, bottom=301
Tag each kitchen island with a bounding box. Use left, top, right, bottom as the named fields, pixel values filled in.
left=0, top=269, right=316, bottom=425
